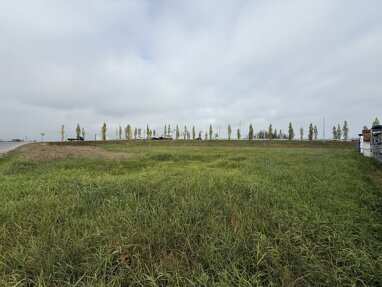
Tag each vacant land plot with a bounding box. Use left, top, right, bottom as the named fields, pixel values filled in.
left=0, top=140, right=381, bottom=286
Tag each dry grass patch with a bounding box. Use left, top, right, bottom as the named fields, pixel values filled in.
left=15, top=143, right=143, bottom=161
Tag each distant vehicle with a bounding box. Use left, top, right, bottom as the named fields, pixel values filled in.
left=67, top=136, right=84, bottom=141
left=151, top=136, right=172, bottom=140
left=11, top=139, right=22, bottom=142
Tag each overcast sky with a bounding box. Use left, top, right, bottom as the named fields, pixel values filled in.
left=1, top=0, right=381, bottom=141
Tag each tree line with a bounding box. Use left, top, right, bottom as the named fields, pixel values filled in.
left=59, top=120, right=373, bottom=142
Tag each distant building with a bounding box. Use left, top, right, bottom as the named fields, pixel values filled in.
left=371, top=125, right=382, bottom=162
left=358, top=125, right=382, bottom=162
left=358, top=129, right=371, bottom=157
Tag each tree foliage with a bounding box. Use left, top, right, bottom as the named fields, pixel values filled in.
left=248, top=124, right=254, bottom=140
left=268, top=124, right=273, bottom=140
left=146, top=125, right=151, bottom=140
left=308, top=123, right=313, bottom=141
left=228, top=124, right=232, bottom=140
left=342, top=121, right=349, bottom=141
left=288, top=122, right=294, bottom=140
left=313, top=125, right=318, bottom=140
left=60, top=125, right=65, bottom=142
left=101, top=123, right=107, bottom=141
left=332, top=126, right=337, bottom=140
left=76, top=124, right=81, bottom=138
left=176, top=125, right=180, bottom=140
left=127, top=125, right=132, bottom=141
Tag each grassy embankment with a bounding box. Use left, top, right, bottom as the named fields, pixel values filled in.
left=0, top=140, right=381, bottom=286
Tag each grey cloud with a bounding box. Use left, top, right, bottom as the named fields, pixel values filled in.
left=0, top=0, right=381, bottom=141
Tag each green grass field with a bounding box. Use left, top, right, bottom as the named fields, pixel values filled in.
left=0, top=140, right=381, bottom=286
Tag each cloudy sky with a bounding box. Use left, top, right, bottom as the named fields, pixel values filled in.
left=1, top=0, right=381, bottom=141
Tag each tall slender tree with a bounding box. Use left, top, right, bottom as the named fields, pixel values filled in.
left=313, top=125, right=318, bottom=140
left=127, top=124, right=132, bottom=141
left=268, top=124, right=273, bottom=140
left=176, top=125, right=180, bottom=140
left=209, top=124, right=213, bottom=140
left=198, top=131, right=202, bottom=139
left=184, top=126, right=187, bottom=140
left=288, top=122, right=294, bottom=140
left=192, top=126, right=196, bottom=140
left=101, top=123, right=107, bottom=141
left=145, top=125, right=149, bottom=139
left=228, top=124, right=232, bottom=140
left=204, top=131, right=208, bottom=140
left=308, top=123, right=314, bottom=141
left=118, top=126, right=122, bottom=140
left=332, top=126, right=337, bottom=140
left=248, top=124, right=254, bottom=140
left=60, top=125, right=65, bottom=142
left=237, top=128, right=241, bottom=140
left=134, top=128, right=138, bottom=140
left=164, top=125, right=167, bottom=138
left=342, top=121, right=349, bottom=141
left=300, top=127, right=304, bottom=140
left=76, top=124, right=81, bottom=138
left=81, top=127, right=85, bottom=139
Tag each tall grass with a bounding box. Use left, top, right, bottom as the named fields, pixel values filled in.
left=0, top=141, right=381, bottom=286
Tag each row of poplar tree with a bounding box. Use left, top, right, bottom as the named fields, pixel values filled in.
left=60, top=121, right=353, bottom=141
